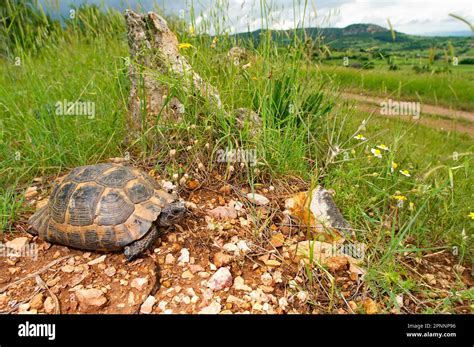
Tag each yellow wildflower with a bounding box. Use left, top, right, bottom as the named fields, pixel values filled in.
left=354, top=134, right=366, bottom=141
left=178, top=43, right=193, bottom=50
left=392, top=195, right=407, bottom=201
left=399, top=169, right=411, bottom=177
left=391, top=162, right=398, bottom=172
left=468, top=212, right=474, bottom=220
left=370, top=148, right=382, bottom=158
left=376, top=144, right=389, bottom=151
left=211, top=37, right=218, bottom=48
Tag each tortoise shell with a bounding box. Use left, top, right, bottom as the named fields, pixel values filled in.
left=28, top=164, right=176, bottom=251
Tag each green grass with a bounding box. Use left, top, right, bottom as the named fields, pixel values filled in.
left=0, top=0, right=472, bottom=313
left=317, top=64, right=474, bottom=111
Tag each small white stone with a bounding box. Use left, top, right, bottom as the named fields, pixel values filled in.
left=297, top=291, right=308, bottom=303
left=207, top=267, right=233, bottom=291
left=236, top=240, right=251, bottom=254
left=131, top=277, right=149, bottom=291
left=233, top=276, right=252, bottom=292
left=140, top=296, right=156, bottom=314
left=104, top=266, right=116, bottom=277
left=246, top=193, right=269, bottom=205
left=87, top=255, right=106, bottom=265
left=198, top=301, right=221, bottom=314
left=165, top=254, right=175, bottom=264
left=158, top=301, right=168, bottom=311
left=222, top=243, right=238, bottom=253
left=177, top=248, right=190, bottom=264
left=162, top=181, right=176, bottom=191
left=278, top=297, right=289, bottom=311
left=261, top=273, right=274, bottom=286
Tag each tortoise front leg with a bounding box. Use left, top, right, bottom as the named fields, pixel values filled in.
left=124, top=224, right=161, bottom=261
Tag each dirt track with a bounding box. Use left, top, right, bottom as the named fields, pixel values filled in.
left=339, top=92, right=474, bottom=137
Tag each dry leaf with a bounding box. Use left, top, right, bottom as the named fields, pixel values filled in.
left=363, top=298, right=378, bottom=314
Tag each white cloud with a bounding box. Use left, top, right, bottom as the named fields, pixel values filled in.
left=41, top=0, right=474, bottom=35
left=191, top=0, right=473, bottom=34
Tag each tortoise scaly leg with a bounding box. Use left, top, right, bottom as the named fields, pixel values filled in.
left=124, top=224, right=161, bottom=261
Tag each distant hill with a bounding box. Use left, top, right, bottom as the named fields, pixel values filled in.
left=233, top=23, right=472, bottom=52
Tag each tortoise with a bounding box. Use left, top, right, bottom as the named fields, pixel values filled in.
left=28, top=163, right=186, bottom=261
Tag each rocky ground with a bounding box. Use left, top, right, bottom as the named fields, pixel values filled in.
left=0, top=167, right=472, bottom=315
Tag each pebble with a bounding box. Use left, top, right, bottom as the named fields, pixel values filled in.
left=158, top=301, right=168, bottom=312
left=182, top=270, right=194, bottom=279
left=264, top=259, right=281, bottom=267
left=260, top=272, right=274, bottom=286
left=208, top=206, right=238, bottom=220
left=213, top=252, right=233, bottom=267
left=207, top=267, right=233, bottom=291
left=199, top=301, right=221, bottom=314
left=75, top=288, right=107, bottom=308
left=128, top=292, right=136, bottom=305
left=87, top=255, right=106, bottom=265
left=272, top=270, right=283, bottom=284
left=296, top=291, right=308, bottom=303
left=5, top=237, right=29, bottom=252
left=198, top=271, right=210, bottom=279
left=423, top=274, right=437, bottom=285
left=226, top=295, right=245, bottom=306
left=0, top=293, right=7, bottom=306
left=18, top=303, right=31, bottom=313
left=44, top=297, right=55, bottom=313
left=189, top=264, right=205, bottom=274
left=104, top=266, right=116, bottom=277
left=233, top=276, right=252, bottom=292
left=278, top=297, right=289, bottom=311
left=222, top=243, right=238, bottom=254
left=131, top=277, right=149, bottom=291
left=61, top=264, right=75, bottom=273
left=140, top=296, right=156, bottom=314
left=25, top=186, right=38, bottom=199
left=236, top=240, right=251, bottom=254
left=165, top=254, right=176, bottom=264
left=177, top=248, right=190, bottom=264
left=201, top=288, right=214, bottom=302
left=246, top=193, right=270, bottom=206
left=29, top=293, right=44, bottom=310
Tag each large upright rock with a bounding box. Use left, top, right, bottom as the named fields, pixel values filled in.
left=124, top=10, right=224, bottom=137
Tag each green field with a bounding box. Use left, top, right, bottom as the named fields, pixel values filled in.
left=317, top=60, right=474, bottom=111
left=1, top=1, right=473, bottom=313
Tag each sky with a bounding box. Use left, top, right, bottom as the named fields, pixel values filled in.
left=39, top=0, right=474, bottom=35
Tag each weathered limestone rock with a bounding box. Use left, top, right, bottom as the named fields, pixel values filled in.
left=124, top=10, right=224, bottom=136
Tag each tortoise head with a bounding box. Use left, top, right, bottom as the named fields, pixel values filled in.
left=157, top=201, right=187, bottom=227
